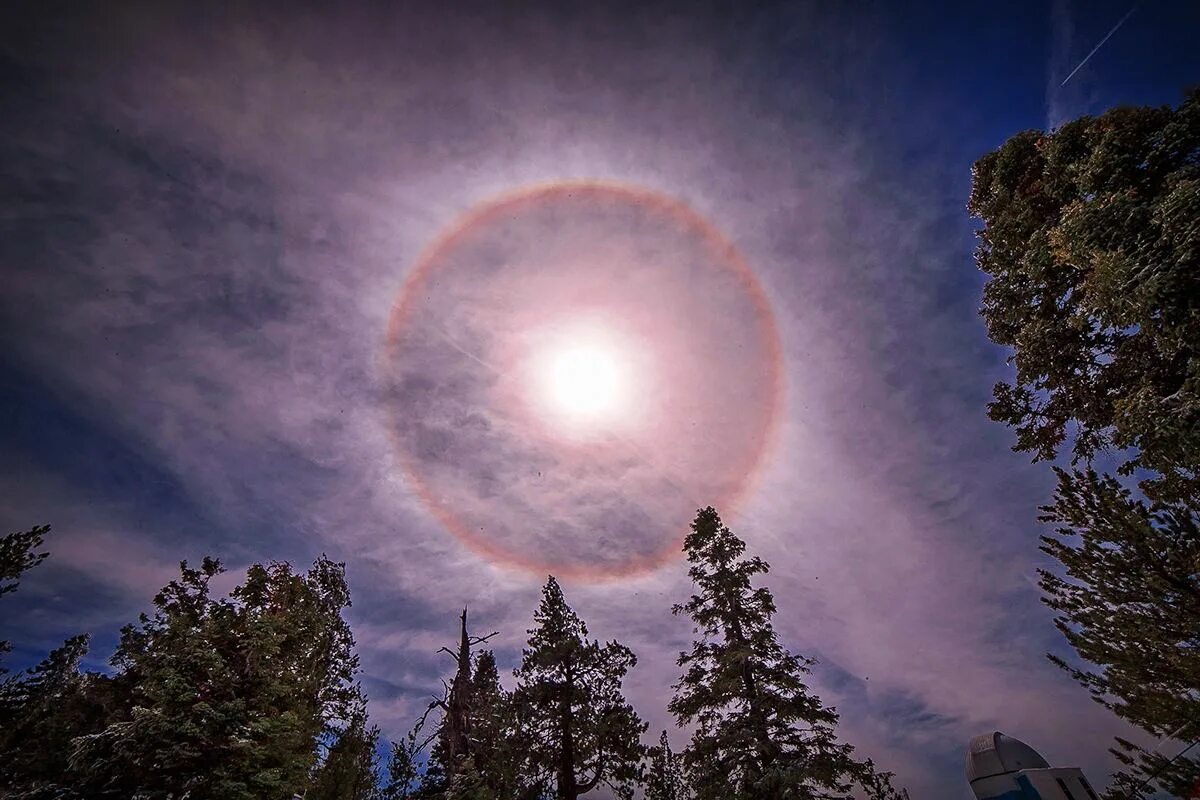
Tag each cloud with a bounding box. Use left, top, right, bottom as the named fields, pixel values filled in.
left=0, top=3, right=1148, bottom=797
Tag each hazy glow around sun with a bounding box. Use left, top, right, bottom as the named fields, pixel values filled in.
left=386, top=182, right=781, bottom=577
left=547, top=342, right=623, bottom=418
left=525, top=321, right=641, bottom=435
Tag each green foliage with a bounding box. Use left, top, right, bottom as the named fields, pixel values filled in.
left=68, top=555, right=365, bottom=800
left=307, top=708, right=381, bottom=800
left=395, top=618, right=541, bottom=800
left=1, top=521, right=912, bottom=800
left=467, top=651, right=538, bottom=799
left=379, top=727, right=427, bottom=800
left=514, top=576, right=647, bottom=800
left=968, top=91, right=1200, bottom=502
left=645, top=730, right=689, bottom=800
left=422, top=610, right=487, bottom=792
left=670, top=507, right=901, bottom=800
left=0, top=634, right=109, bottom=797
left=973, top=90, right=1200, bottom=799
left=0, top=525, right=111, bottom=799
left=1106, top=736, right=1200, bottom=800
left=1039, top=469, right=1200, bottom=796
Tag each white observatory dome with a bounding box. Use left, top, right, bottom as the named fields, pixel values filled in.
left=966, top=732, right=1050, bottom=782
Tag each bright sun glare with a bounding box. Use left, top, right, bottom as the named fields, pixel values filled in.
left=528, top=324, right=636, bottom=433
left=547, top=342, right=622, bottom=418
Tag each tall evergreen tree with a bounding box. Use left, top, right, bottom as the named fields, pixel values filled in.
left=468, top=650, right=538, bottom=800
left=307, top=707, right=381, bottom=800
left=670, top=507, right=901, bottom=800
left=970, top=91, right=1200, bottom=798
left=69, top=555, right=365, bottom=800
left=1039, top=468, right=1200, bottom=797
left=379, top=727, right=427, bottom=800
left=411, top=609, right=515, bottom=798
left=645, top=730, right=689, bottom=800
left=514, top=577, right=646, bottom=800
left=968, top=91, right=1200, bottom=503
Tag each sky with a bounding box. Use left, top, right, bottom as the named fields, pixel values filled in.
left=1, top=1, right=1197, bottom=797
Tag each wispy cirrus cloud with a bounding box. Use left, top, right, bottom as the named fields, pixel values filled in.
left=0, top=4, right=1154, bottom=798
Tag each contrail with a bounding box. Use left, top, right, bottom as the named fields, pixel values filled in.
left=435, top=327, right=500, bottom=373
left=1060, top=5, right=1136, bottom=87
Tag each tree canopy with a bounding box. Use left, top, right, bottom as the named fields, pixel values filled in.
left=0, top=552, right=371, bottom=800
left=0, top=519, right=906, bottom=800
left=1, top=524, right=52, bottom=666
left=969, top=91, right=1200, bottom=502
left=645, top=730, right=689, bottom=800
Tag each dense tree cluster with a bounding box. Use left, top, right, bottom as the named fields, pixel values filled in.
left=971, top=91, right=1200, bottom=797
left=386, top=508, right=902, bottom=800
left=1, top=512, right=903, bottom=800
left=0, top=529, right=367, bottom=800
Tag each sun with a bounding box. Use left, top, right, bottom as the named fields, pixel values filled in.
left=546, top=341, right=623, bottom=419
left=385, top=181, right=783, bottom=578
left=526, top=322, right=637, bottom=435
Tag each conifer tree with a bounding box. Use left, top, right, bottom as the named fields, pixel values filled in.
left=307, top=707, right=381, bottom=800
left=970, top=92, right=1200, bottom=798
left=514, top=577, right=646, bottom=800
left=69, top=555, right=366, bottom=800
left=468, top=650, right=537, bottom=799
left=670, top=507, right=901, bottom=800
left=0, top=525, right=116, bottom=797
left=0, top=633, right=105, bottom=795
left=645, top=730, right=689, bottom=800
left=379, top=728, right=426, bottom=800
left=412, top=610, right=509, bottom=798
left=1038, top=469, right=1200, bottom=797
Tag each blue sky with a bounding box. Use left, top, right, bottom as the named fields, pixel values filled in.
left=2, top=2, right=1197, bottom=797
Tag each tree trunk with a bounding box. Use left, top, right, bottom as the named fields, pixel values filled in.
left=725, top=594, right=773, bottom=777
left=557, top=676, right=578, bottom=800
left=445, top=609, right=473, bottom=770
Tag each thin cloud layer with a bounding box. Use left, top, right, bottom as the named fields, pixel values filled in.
left=2, top=3, right=1180, bottom=798
left=385, top=183, right=780, bottom=578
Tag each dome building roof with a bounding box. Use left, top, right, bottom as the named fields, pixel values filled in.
left=966, top=732, right=1050, bottom=783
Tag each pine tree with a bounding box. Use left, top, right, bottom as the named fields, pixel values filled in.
left=379, top=729, right=426, bottom=800
left=670, top=507, right=901, bottom=800
left=514, top=577, right=646, bottom=800
left=409, top=610, right=508, bottom=798
left=0, top=634, right=106, bottom=796
left=0, top=525, right=116, bottom=798
left=423, top=610, right=500, bottom=790
left=468, top=650, right=538, bottom=799
left=69, top=555, right=366, bottom=800
left=645, top=730, right=689, bottom=800
left=1038, top=469, right=1200, bottom=797
left=307, top=707, right=381, bottom=800
left=970, top=91, right=1200, bottom=799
